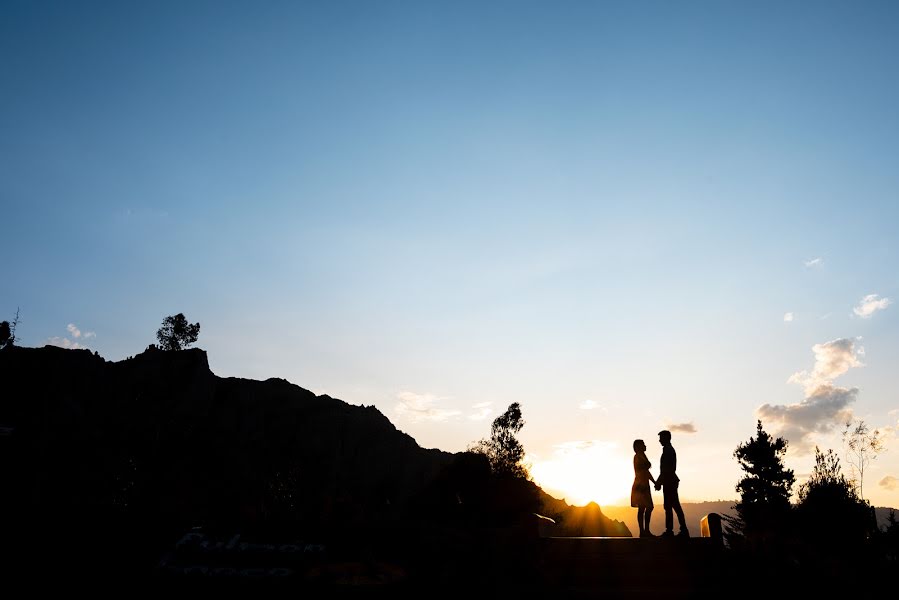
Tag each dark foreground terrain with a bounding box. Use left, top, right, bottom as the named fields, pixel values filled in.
left=2, top=345, right=895, bottom=597
left=5, top=516, right=893, bottom=600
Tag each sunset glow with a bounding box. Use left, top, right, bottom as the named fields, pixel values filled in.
left=530, top=441, right=634, bottom=507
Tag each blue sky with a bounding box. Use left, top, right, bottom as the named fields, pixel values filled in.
left=3, top=1, right=899, bottom=506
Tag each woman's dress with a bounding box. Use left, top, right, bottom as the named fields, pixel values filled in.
left=631, top=452, right=654, bottom=508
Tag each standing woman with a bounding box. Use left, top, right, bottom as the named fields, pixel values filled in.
left=631, top=439, right=657, bottom=537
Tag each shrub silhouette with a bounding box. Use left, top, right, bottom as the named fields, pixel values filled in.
left=796, top=446, right=872, bottom=550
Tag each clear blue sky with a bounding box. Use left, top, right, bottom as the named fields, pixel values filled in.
left=3, top=1, right=898, bottom=506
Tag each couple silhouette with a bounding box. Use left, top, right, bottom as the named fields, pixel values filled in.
left=631, top=430, right=689, bottom=538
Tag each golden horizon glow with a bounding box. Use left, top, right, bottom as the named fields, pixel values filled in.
left=530, top=441, right=634, bottom=507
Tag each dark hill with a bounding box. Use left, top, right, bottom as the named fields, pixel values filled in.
left=0, top=344, right=628, bottom=587
left=0, top=345, right=455, bottom=531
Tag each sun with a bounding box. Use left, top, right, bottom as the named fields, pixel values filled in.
left=530, top=441, right=634, bottom=507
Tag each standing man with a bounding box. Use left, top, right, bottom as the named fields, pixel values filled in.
left=655, top=430, right=689, bottom=538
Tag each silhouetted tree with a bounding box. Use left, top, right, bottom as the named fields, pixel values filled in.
left=469, top=402, right=529, bottom=479
left=156, top=313, right=200, bottom=351
left=725, top=420, right=795, bottom=546
left=883, top=509, right=899, bottom=562
left=0, top=321, right=10, bottom=349
left=797, top=447, right=850, bottom=502
left=1, top=308, right=19, bottom=349
left=796, top=446, right=871, bottom=548
left=842, top=419, right=884, bottom=501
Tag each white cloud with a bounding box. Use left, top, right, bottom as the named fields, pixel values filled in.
left=880, top=416, right=899, bottom=442
left=66, top=323, right=96, bottom=340
left=804, top=257, right=823, bottom=268
left=46, top=336, right=87, bottom=350
left=758, top=338, right=863, bottom=454
left=468, top=402, right=492, bottom=421
left=879, top=476, right=899, bottom=491
left=758, top=385, right=857, bottom=454
left=783, top=312, right=794, bottom=322
left=579, top=400, right=600, bottom=410
left=853, top=294, right=892, bottom=319
left=394, top=391, right=461, bottom=422
left=786, top=338, right=863, bottom=394
left=46, top=323, right=96, bottom=350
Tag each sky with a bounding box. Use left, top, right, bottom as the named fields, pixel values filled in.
left=2, top=1, right=899, bottom=508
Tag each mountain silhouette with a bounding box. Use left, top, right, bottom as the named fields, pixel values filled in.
left=0, top=344, right=629, bottom=586
left=0, top=345, right=459, bottom=530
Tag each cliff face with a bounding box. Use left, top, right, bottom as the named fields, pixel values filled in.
left=0, top=345, right=453, bottom=533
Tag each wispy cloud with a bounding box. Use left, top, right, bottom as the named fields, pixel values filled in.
left=879, top=476, right=898, bottom=491
left=853, top=294, right=891, bottom=319
left=883, top=412, right=899, bottom=441
left=757, top=338, right=863, bottom=454
left=66, top=323, right=96, bottom=339
left=118, top=206, right=170, bottom=223
left=880, top=418, right=899, bottom=457
left=46, top=322, right=96, bottom=350
left=804, top=257, right=823, bottom=268
left=395, top=391, right=460, bottom=422
left=46, top=336, right=87, bottom=350
left=468, top=402, right=492, bottom=421
left=555, top=440, right=596, bottom=452
left=579, top=400, right=600, bottom=410
left=783, top=312, right=794, bottom=322
left=668, top=422, right=697, bottom=433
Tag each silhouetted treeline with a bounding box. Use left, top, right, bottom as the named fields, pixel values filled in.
left=723, top=420, right=898, bottom=594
